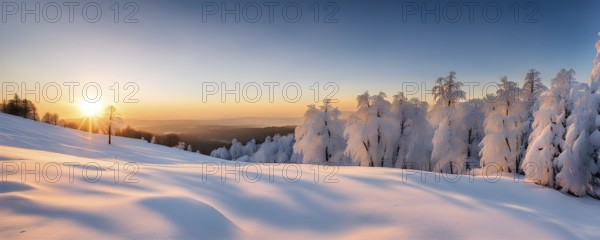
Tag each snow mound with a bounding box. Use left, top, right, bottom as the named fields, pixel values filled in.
left=0, top=113, right=599, bottom=239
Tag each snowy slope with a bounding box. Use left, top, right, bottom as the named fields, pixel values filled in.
left=0, top=113, right=599, bottom=240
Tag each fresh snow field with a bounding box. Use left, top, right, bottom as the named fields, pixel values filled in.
left=0, top=113, right=599, bottom=239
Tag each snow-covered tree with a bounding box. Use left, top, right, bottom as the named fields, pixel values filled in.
left=242, top=139, right=257, bottom=156
left=151, top=136, right=156, bottom=144
left=522, top=69, right=547, bottom=111
left=253, top=136, right=273, bottom=163
left=458, top=99, right=485, bottom=169
left=590, top=32, right=600, bottom=93
left=520, top=69, right=548, bottom=173
left=175, top=141, right=186, bottom=150
left=229, top=139, right=245, bottom=160
left=210, top=138, right=259, bottom=161
left=556, top=83, right=599, bottom=196
left=430, top=72, right=468, bottom=174
left=292, top=100, right=347, bottom=165
left=253, top=134, right=294, bottom=163
left=386, top=93, right=433, bottom=169
left=432, top=71, right=466, bottom=107
left=210, top=147, right=231, bottom=160
left=480, top=77, right=528, bottom=175
left=209, top=135, right=292, bottom=163
left=187, top=144, right=193, bottom=152
left=522, top=69, right=574, bottom=187
left=590, top=34, right=600, bottom=197
left=522, top=105, right=564, bottom=187
left=344, top=91, right=393, bottom=167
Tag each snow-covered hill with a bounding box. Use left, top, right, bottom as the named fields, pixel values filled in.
left=0, top=113, right=599, bottom=239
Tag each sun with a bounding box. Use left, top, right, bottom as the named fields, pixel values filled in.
left=80, top=101, right=102, bottom=117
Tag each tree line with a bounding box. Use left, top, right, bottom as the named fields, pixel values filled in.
left=1, top=94, right=40, bottom=120
left=211, top=65, right=600, bottom=198
left=217, top=35, right=600, bottom=198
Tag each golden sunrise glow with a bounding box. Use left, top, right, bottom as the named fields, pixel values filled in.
left=80, top=101, right=102, bottom=117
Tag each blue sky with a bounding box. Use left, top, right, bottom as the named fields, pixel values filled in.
left=0, top=0, right=599, bottom=119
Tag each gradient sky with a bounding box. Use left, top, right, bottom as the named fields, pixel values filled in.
left=1, top=0, right=599, bottom=119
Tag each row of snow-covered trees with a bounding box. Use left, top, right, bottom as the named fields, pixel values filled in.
left=210, top=134, right=294, bottom=163
left=521, top=69, right=600, bottom=197
left=210, top=35, right=600, bottom=197
left=211, top=67, right=600, bottom=197
left=292, top=71, right=484, bottom=172
left=343, top=92, right=433, bottom=168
